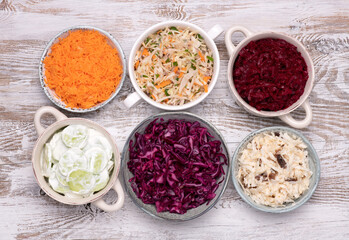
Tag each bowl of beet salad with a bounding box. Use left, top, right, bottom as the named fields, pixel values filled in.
left=225, top=26, right=314, bottom=129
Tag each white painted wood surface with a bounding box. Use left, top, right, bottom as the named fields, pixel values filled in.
left=0, top=0, right=348, bottom=239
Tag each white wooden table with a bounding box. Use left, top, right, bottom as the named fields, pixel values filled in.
left=1, top=0, right=348, bottom=239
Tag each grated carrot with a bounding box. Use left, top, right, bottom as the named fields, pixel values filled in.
left=198, top=51, right=205, bottom=62
left=203, top=76, right=211, bottom=83
left=142, top=48, right=149, bottom=56
left=43, top=29, right=123, bottom=109
left=155, top=80, right=172, bottom=89
left=134, top=60, right=140, bottom=69
left=204, top=84, right=208, bottom=92
left=178, top=72, right=184, bottom=78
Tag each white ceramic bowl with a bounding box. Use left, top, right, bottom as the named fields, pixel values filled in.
left=124, top=20, right=223, bottom=111
left=225, top=26, right=314, bottom=129
left=39, top=26, right=127, bottom=113
left=32, top=106, right=125, bottom=212
left=231, top=126, right=320, bottom=213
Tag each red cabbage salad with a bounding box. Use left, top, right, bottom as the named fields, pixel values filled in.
left=127, top=118, right=228, bottom=214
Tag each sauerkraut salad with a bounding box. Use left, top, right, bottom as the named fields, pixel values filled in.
left=134, top=26, right=214, bottom=105
left=40, top=125, right=114, bottom=198
left=237, top=131, right=312, bottom=207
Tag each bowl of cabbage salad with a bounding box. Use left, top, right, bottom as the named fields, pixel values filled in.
left=32, top=106, right=124, bottom=212
left=232, top=126, right=320, bottom=213
left=125, top=20, right=223, bottom=110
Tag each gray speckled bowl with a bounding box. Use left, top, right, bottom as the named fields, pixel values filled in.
left=232, top=126, right=320, bottom=213
left=121, top=112, right=231, bottom=221
left=39, top=26, right=126, bottom=113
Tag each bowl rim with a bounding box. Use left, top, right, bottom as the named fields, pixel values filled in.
left=226, top=31, right=315, bottom=117
left=31, top=117, right=121, bottom=205
left=39, top=25, right=127, bottom=113
left=127, top=20, right=221, bottom=111
left=231, top=126, right=321, bottom=213
left=121, top=111, right=231, bottom=221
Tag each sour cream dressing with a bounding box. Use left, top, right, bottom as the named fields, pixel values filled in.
left=40, top=125, right=114, bottom=198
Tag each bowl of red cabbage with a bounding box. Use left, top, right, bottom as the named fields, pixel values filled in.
left=121, top=112, right=230, bottom=221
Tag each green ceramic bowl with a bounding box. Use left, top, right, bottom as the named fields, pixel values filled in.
left=231, top=126, right=320, bottom=213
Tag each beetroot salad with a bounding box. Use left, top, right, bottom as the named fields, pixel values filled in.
left=233, top=38, right=308, bottom=111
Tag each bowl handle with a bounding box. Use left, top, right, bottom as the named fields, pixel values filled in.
left=92, top=178, right=125, bottom=212
left=225, top=26, right=252, bottom=56
left=123, top=91, right=142, bottom=109
left=207, top=24, right=224, bottom=40
left=34, top=106, right=67, bottom=136
left=279, top=100, right=312, bottom=129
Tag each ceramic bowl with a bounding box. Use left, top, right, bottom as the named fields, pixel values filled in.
left=225, top=26, right=315, bottom=129
left=32, top=106, right=125, bottom=212
left=124, top=20, right=223, bottom=111
left=39, top=26, right=127, bottom=113
left=231, top=126, right=320, bottom=213
left=121, top=112, right=230, bottom=221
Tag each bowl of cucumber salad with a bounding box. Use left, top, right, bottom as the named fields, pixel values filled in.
left=32, top=106, right=125, bottom=212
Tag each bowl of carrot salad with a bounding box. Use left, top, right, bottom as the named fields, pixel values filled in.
left=40, top=26, right=126, bottom=113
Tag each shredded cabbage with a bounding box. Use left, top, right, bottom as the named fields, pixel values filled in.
left=237, top=131, right=312, bottom=207
left=127, top=118, right=227, bottom=214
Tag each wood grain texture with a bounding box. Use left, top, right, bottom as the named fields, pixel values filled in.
left=0, top=0, right=348, bottom=239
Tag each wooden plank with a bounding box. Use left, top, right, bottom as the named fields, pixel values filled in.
left=0, top=0, right=348, bottom=239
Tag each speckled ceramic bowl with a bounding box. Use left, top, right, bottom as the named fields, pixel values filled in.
left=121, top=112, right=231, bottom=221
left=231, top=126, right=320, bottom=213
left=39, top=26, right=126, bottom=113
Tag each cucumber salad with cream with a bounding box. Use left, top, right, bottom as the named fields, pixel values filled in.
left=40, top=125, right=114, bottom=198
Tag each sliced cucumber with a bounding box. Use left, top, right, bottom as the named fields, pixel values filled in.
left=93, top=169, right=110, bottom=192
left=58, top=148, right=88, bottom=176
left=62, top=125, right=88, bottom=148
left=67, top=169, right=95, bottom=194
left=85, top=147, right=108, bottom=174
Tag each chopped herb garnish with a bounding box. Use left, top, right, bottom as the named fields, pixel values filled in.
left=185, top=49, right=192, bottom=56
left=175, top=84, right=179, bottom=86
left=207, top=56, right=214, bottom=62
left=191, top=63, right=196, bottom=70
left=197, top=34, right=203, bottom=40
left=191, top=59, right=196, bottom=63
left=142, top=75, right=148, bottom=78
left=164, top=89, right=170, bottom=96
left=166, top=58, right=170, bottom=63
left=143, top=85, right=146, bottom=88
left=173, top=61, right=178, bottom=67
left=155, top=74, right=159, bottom=78
left=170, top=26, right=179, bottom=31
left=144, top=37, right=151, bottom=44
left=168, top=32, right=173, bottom=35
left=176, top=77, right=179, bottom=81
left=152, top=81, right=155, bottom=85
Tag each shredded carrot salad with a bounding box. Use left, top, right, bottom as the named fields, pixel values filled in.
left=43, top=29, right=123, bottom=109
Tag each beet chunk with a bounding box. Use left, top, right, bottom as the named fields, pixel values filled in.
left=233, top=38, right=308, bottom=111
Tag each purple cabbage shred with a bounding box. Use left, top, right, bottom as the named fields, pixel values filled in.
left=127, top=118, right=227, bottom=214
